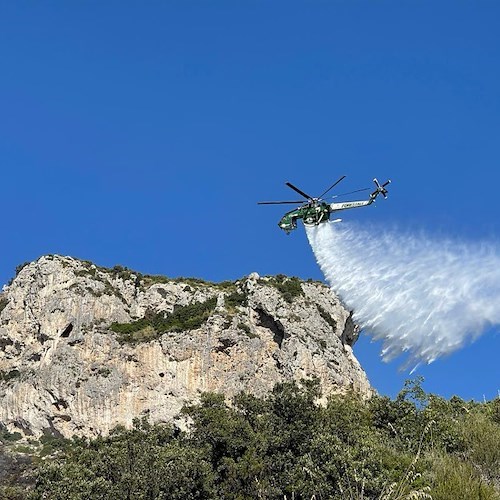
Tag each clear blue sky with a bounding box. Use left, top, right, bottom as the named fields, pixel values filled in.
left=1, top=2, right=499, bottom=400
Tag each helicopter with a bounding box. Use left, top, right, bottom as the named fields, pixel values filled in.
left=258, top=176, right=391, bottom=234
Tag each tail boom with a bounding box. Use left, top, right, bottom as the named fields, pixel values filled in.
left=329, top=178, right=391, bottom=213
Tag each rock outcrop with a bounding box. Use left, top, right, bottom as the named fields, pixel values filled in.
left=0, top=255, right=371, bottom=438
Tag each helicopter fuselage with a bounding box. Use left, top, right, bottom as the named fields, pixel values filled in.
left=278, top=199, right=374, bottom=234
left=278, top=202, right=331, bottom=234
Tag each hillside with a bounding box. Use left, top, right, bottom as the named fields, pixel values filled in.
left=0, top=255, right=371, bottom=439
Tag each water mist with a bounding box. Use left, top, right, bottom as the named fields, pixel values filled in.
left=306, top=222, right=500, bottom=370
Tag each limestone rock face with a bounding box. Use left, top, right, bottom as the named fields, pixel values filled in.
left=0, top=255, right=372, bottom=438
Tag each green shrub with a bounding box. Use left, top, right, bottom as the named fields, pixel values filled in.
left=0, top=427, right=22, bottom=443
left=429, top=453, right=498, bottom=500
left=0, top=296, right=8, bottom=313
left=0, top=369, right=21, bottom=382
left=107, top=265, right=142, bottom=283
left=225, top=291, right=247, bottom=309
left=6, top=261, right=31, bottom=286
left=15, top=262, right=30, bottom=276
left=141, top=274, right=170, bottom=287
left=215, top=280, right=236, bottom=290
left=110, top=297, right=218, bottom=343
left=460, top=412, right=500, bottom=483
left=268, top=275, right=304, bottom=303
left=317, top=305, right=337, bottom=330
left=171, top=276, right=211, bottom=286
left=237, top=322, right=257, bottom=338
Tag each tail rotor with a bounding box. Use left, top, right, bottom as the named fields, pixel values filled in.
left=371, top=178, right=391, bottom=200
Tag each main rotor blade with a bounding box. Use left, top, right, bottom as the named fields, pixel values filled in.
left=331, top=187, right=370, bottom=199
left=285, top=182, right=313, bottom=200
left=257, top=201, right=304, bottom=205
left=318, top=175, right=346, bottom=199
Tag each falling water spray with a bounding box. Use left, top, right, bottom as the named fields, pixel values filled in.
left=306, top=222, right=500, bottom=370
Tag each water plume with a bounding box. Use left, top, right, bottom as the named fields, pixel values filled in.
left=306, top=222, right=500, bottom=370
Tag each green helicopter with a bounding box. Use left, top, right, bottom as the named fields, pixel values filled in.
left=258, top=176, right=391, bottom=234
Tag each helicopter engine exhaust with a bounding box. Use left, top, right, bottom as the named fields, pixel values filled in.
left=306, top=221, right=500, bottom=370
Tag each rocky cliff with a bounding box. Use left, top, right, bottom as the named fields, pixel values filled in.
left=0, top=255, right=371, bottom=438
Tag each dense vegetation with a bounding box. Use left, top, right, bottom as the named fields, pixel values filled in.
left=110, top=297, right=219, bottom=343
left=263, top=275, right=305, bottom=303
left=2, top=378, right=498, bottom=499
